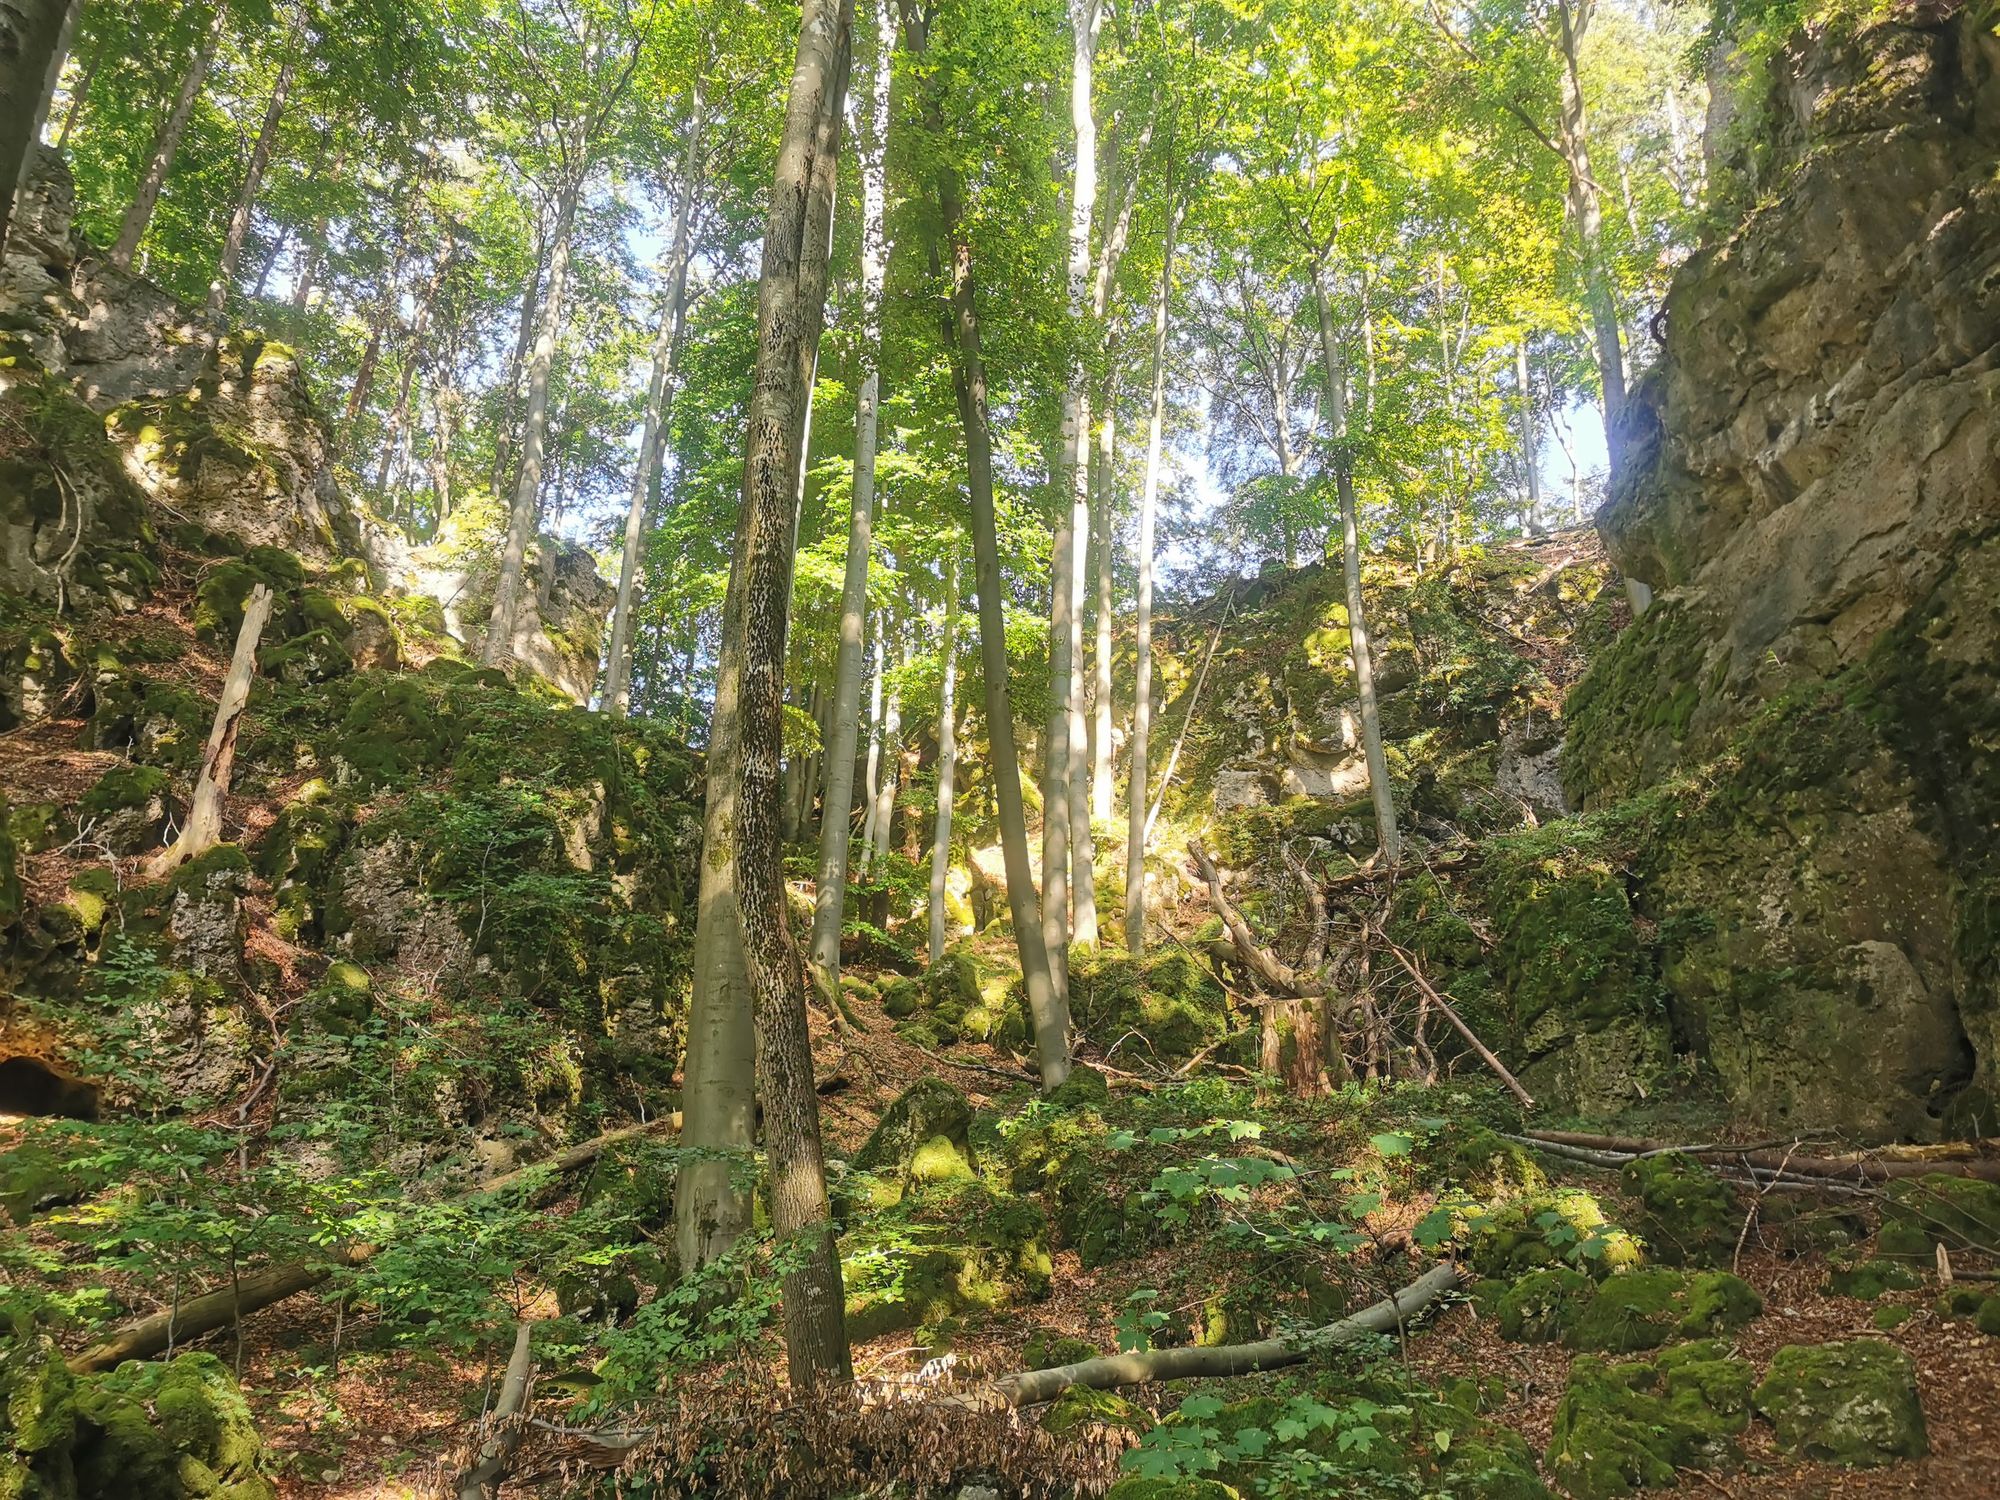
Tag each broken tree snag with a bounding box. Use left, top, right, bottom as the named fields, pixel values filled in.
left=145, top=582, right=275, bottom=879
left=459, top=1321, right=537, bottom=1500
left=65, top=1115, right=680, bottom=1373
left=1190, top=843, right=1323, bottom=998
left=1381, top=935, right=1533, bottom=1110
left=991, top=1260, right=1462, bottom=1406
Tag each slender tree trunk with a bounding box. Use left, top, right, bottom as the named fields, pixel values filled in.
left=1312, top=266, right=1400, bottom=866
left=375, top=241, right=451, bottom=493
left=207, top=51, right=297, bottom=315
left=0, top=0, right=73, bottom=262
left=484, top=154, right=584, bottom=668
left=606, top=84, right=705, bottom=715
left=1089, top=370, right=1115, bottom=820
left=723, top=0, right=855, bottom=1389
left=1123, top=184, right=1179, bottom=954
left=1515, top=338, right=1541, bottom=532
left=489, top=225, right=546, bottom=501
left=807, top=0, right=893, bottom=984
left=869, top=635, right=907, bottom=867
left=1555, top=4, right=1623, bottom=454
left=110, top=2, right=222, bottom=271
left=928, top=556, right=960, bottom=964
left=53, top=11, right=97, bottom=152
left=1065, top=440, right=1097, bottom=945
left=857, top=616, right=887, bottom=874
left=796, top=683, right=825, bottom=840
left=427, top=369, right=457, bottom=527
left=901, top=0, right=1068, bottom=1089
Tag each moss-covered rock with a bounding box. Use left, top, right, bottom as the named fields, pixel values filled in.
left=1620, top=1152, right=1738, bottom=1267
left=1495, top=1267, right=1594, bottom=1343
left=1545, top=1340, right=1755, bottom=1500
left=846, top=1078, right=976, bottom=1207
left=1462, top=1188, right=1642, bottom=1280
left=1043, top=1063, right=1111, bottom=1113
left=1041, top=1385, right=1151, bottom=1437
left=840, top=1181, right=1052, bottom=1340
left=1066, top=947, right=1230, bottom=1061
left=1103, top=1481, right=1241, bottom=1500
left=1566, top=1268, right=1762, bottom=1353
left=879, top=977, right=922, bottom=1018
left=1824, top=1254, right=1922, bottom=1302
left=1881, top=1174, right=2000, bottom=1256
left=1754, top=1340, right=1927, bottom=1467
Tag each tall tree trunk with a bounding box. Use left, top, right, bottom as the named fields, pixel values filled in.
left=606, top=83, right=705, bottom=716
left=869, top=635, right=906, bottom=868
left=110, top=2, right=221, bottom=271
left=857, top=615, right=887, bottom=874
left=1312, top=266, right=1399, bottom=866
left=900, top=0, right=1068, bottom=1089
left=723, top=0, right=855, bottom=1389
left=484, top=154, right=584, bottom=668
left=489, top=224, right=546, bottom=502
left=1123, top=185, right=1178, bottom=955
left=53, top=8, right=96, bottom=151
left=1065, top=449, right=1097, bottom=945
left=928, top=556, right=960, bottom=964
left=0, top=0, right=73, bottom=262
left=342, top=229, right=410, bottom=429
left=1089, top=369, right=1115, bottom=820
left=1515, top=337, right=1541, bottom=532
left=427, top=368, right=457, bottom=527
left=375, top=241, right=451, bottom=493
left=207, top=50, right=298, bottom=315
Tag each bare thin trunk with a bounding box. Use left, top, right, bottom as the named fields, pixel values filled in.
left=375, top=241, right=451, bottom=493
left=857, top=617, right=887, bottom=874
left=484, top=155, right=584, bottom=668
left=1123, top=184, right=1179, bottom=954
left=489, top=224, right=546, bottom=501
left=1555, top=1, right=1626, bottom=463
left=53, top=8, right=96, bottom=152
left=145, top=586, right=274, bottom=879
left=726, top=0, right=855, bottom=1389
left=1089, top=374, right=1115, bottom=820
left=1515, top=338, right=1541, bottom=531
left=901, top=0, right=1068, bottom=1088
left=110, top=3, right=221, bottom=270
left=1312, top=267, right=1399, bottom=865
left=927, top=556, right=960, bottom=964
left=868, top=636, right=905, bottom=867
left=1065, top=434, right=1096, bottom=945
left=207, top=50, right=297, bottom=315
left=606, top=83, right=705, bottom=715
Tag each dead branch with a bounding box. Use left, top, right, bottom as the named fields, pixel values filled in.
left=459, top=1321, right=537, bottom=1500
left=1522, top=1130, right=2000, bottom=1184
left=1379, top=936, right=1533, bottom=1108
left=1190, top=843, right=1323, bottom=997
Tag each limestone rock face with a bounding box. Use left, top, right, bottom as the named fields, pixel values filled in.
left=1571, top=8, right=2000, bottom=1134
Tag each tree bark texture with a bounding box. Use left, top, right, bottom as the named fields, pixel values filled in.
left=207, top=48, right=298, bottom=314
left=928, top=556, right=960, bottom=964
left=110, top=2, right=222, bottom=270
left=1, top=0, right=71, bottom=254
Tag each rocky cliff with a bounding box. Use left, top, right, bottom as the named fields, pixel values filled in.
left=1566, top=3, right=2000, bottom=1136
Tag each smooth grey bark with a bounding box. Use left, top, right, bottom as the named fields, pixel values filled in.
left=483, top=155, right=583, bottom=668
left=806, top=0, right=892, bottom=982
left=868, top=633, right=907, bottom=867
left=605, top=83, right=704, bottom=716
left=1515, top=338, right=1541, bottom=531
left=1089, top=374, right=1115, bottom=820
left=110, top=2, right=222, bottom=270
left=927, top=556, right=960, bottom=964
left=207, top=47, right=298, bottom=314
left=1123, top=188, right=1179, bottom=954
left=1312, top=266, right=1399, bottom=866
left=717, top=0, right=854, bottom=1388
left=374, top=241, right=451, bottom=493
left=900, top=0, right=1068, bottom=1088
left=1064, top=442, right=1097, bottom=945
left=4, top=0, right=73, bottom=228
left=856, top=615, right=888, bottom=872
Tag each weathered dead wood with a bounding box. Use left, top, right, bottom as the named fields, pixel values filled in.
left=146, top=583, right=273, bottom=879
left=459, top=1321, right=537, bottom=1500
left=990, top=1260, right=1462, bottom=1406
left=1523, top=1130, right=2000, bottom=1184
left=1190, top=843, right=1323, bottom=998
left=66, top=1116, right=680, bottom=1373
left=1379, top=936, right=1533, bottom=1108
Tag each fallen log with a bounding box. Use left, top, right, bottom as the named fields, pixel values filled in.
left=67, top=1115, right=680, bottom=1374
left=1523, top=1130, right=2000, bottom=1184
left=990, top=1260, right=1462, bottom=1407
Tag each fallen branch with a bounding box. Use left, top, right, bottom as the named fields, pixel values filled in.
left=67, top=1116, right=680, bottom=1373
left=990, top=1260, right=1462, bottom=1407
left=459, top=1321, right=537, bottom=1500
left=1191, top=843, right=1323, bottom=998
left=1523, top=1130, right=2000, bottom=1184
left=1379, top=937, right=1532, bottom=1109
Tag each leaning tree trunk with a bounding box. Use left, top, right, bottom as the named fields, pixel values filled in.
left=927, top=556, right=960, bottom=964
left=206, top=50, right=298, bottom=315
left=145, top=585, right=274, bottom=879
left=0, top=0, right=72, bottom=262
left=725, top=0, right=855, bottom=1390
left=901, top=0, right=1068, bottom=1089
left=1123, top=182, right=1179, bottom=954
left=483, top=153, right=584, bottom=669
left=605, top=83, right=705, bottom=715
left=1312, top=266, right=1400, bottom=866
left=807, top=0, right=894, bottom=984
left=110, top=2, right=223, bottom=270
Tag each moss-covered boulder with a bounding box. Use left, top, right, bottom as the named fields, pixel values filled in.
left=879, top=977, right=922, bottom=1019
left=840, top=1181, right=1052, bottom=1340
left=1494, top=1267, right=1594, bottom=1343
left=1043, top=1063, right=1111, bottom=1112
left=846, top=1077, right=976, bottom=1208
left=1620, top=1152, right=1738, bottom=1267
left=1066, top=947, right=1230, bottom=1060
left=1041, top=1385, right=1151, bottom=1437
left=1566, top=1268, right=1762, bottom=1353
left=1824, top=1254, right=1922, bottom=1302
left=1545, top=1341, right=1755, bottom=1499
left=1754, top=1340, right=1927, bottom=1467
left=1881, top=1174, right=2000, bottom=1256
left=0, top=1337, right=277, bottom=1500
left=1462, top=1188, right=1642, bottom=1280
left=1103, top=1481, right=1241, bottom=1500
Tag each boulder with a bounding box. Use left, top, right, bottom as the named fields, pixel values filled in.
left=1753, top=1340, right=1927, bottom=1467
left=1546, top=1341, right=1755, bottom=1500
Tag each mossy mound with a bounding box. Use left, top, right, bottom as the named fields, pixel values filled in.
left=846, top=1078, right=976, bottom=1208
left=1041, top=1385, right=1151, bottom=1437
left=0, top=1337, right=277, bottom=1500
left=1619, top=1152, right=1738, bottom=1267
left=1104, top=1481, right=1241, bottom=1500
left=1461, top=1188, right=1642, bottom=1279
left=1566, top=1268, right=1762, bottom=1353
left=1493, top=1267, right=1594, bottom=1343
left=1824, top=1254, right=1922, bottom=1302
left=1423, top=1125, right=1545, bottom=1200
left=1881, top=1174, right=2000, bottom=1256
left=919, top=939, right=1028, bottom=1046
left=839, top=1181, right=1052, bottom=1341
left=1065, top=947, right=1231, bottom=1061
left=1753, top=1340, right=1927, bottom=1467
left=1545, top=1340, right=1755, bottom=1499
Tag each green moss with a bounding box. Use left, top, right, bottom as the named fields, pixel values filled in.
left=1620, top=1153, right=1738, bottom=1267
left=257, top=627, right=351, bottom=684
left=78, top=764, right=172, bottom=822
left=1066, top=947, right=1230, bottom=1060
left=840, top=1181, right=1052, bottom=1339
left=334, top=676, right=454, bottom=787
left=1566, top=1268, right=1761, bottom=1353
left=1882, top=1175, right=2000, bottom=1255
left=1754, top=1340, right=1927, bottom=1466
left=847, top=1078, right=976, bottom=1204
left=1872, top=1303, right=1913, bottom=1330
left=1825, top=1255, right=1922, bottom=1301
left=1022, top=1330, right=1099, bottom=1369
left=1563, top=599, right=1710, bottom=808
left=880, top=977, right=922, bottom=1018
left=1976, top=1297, right=2000, bottom=1337
left=1103, top=1481, right=1241, bottom=1500
left=1042, top=1385, right=1150, bottom=1436
left=1462, top=1189, right=1643, bottom=1280
left=1043, top=1064, right=1111, bottom=1112
left=1545, top=1340, right=1754, bottom=1499
left=85, top=673, right=209, bottom=769
left=1496, top=1268, right=1593, bottom=1343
